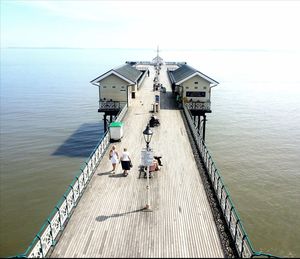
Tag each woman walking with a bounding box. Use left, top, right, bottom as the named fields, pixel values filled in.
left=109, top=145, right=119, bottom=174
left=120, top=148, right=132, bottom=177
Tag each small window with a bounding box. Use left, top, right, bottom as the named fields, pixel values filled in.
left=194, top=87, right=198, bottom=89
left=194, top=82, right=198, bottom=84
left=186, top=87, right=189, bottom=89
left=121, top=86, right=125, bottom=89
left=103, top=86, right=107, bottom=88
left=112, top=86, right=116, bottom=88
left=186, top=91, right=206, bottom=97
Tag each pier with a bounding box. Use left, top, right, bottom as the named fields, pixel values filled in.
left=51, top=65, right=224, bottom=257
left=17, top=55, right=278, bottom=258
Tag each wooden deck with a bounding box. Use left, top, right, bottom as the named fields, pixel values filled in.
left=51, top=65, right=224, bottom=258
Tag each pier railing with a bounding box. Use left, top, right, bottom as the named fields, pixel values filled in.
left=115, top=103, right=128, bottom=122
left=183, top=105, right=278, bottom=258
left=15, top=105, right=128, bottom=258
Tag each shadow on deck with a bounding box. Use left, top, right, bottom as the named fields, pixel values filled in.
left=52, top=122, right=104, bottom=157
left=95, top=208, right=144, bottom=222
left=159, top=91, right=179, bottom=110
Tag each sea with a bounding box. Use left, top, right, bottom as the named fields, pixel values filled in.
left=0, top=48, right=299, bottom=257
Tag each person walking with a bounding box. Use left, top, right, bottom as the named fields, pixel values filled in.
left=120, top=148, right=132, bottom=177
left=109, top=145, right=119, bottom=174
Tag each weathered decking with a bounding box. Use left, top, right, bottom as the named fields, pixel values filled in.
left=51, top=65, right=224, bottom=258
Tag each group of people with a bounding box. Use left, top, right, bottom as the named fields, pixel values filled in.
left=109, top=145, right=131, bottom=177
left=109, top=145, right=163, bottom=178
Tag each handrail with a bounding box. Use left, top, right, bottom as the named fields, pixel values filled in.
left=115, top=103, right=128, bottom=122
left=182, top=104, right=279, bottom=258
left=12, top=105, right=128, bottom=258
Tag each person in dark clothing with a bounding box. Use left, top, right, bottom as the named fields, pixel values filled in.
left=154, top=156, right=163, bottom=166
left=120, top=148, right=132, bottom=176
left=149, top=115, right=160, bottom=127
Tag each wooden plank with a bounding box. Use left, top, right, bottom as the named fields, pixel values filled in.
left=50, top=64, right=224, bottom=258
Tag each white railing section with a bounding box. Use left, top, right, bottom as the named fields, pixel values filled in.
left=115, top=103, right=128, bottom=122
left=16, top=105, right=128, bottom=258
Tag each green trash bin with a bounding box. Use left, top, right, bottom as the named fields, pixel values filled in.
left=109, top=121, right=124, bottom=141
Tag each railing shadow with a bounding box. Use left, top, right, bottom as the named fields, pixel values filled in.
left=52, top=122, right=104, bottom=157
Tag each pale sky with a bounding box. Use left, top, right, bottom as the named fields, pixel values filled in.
left=1, top=0, right=300, bottom=50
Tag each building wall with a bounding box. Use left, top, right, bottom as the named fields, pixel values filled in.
left=181, top=75, right=211, bottom=103
left=131, top=84, right=137, bottom=93
left=99, top=74, right=130, bottom=103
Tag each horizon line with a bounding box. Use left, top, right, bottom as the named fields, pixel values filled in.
left=2, top=46, right=297, bottom=52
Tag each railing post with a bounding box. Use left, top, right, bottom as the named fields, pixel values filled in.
left=210, top=161, right=213, bottom=177
left=229, top=206, right=234, bottom=229
left=213, top=169, right=217, bottom=186
left=36, top=235, right=44, bottom=258
left=220, top=185, right=225, bottom=208
left=205, top=152, right=209, bottom=169
left=47, top=219, right=55, bottom=246
left=85, top=161, right=90, bottom=177
left=234, top=218, right=240, bottom=243
left=224, top=194, right=229, bottom=216
left=240, top=234, right=247, bottom=258
left=63, top=195, right=69, bottom=217
left=80, top=168, right=86, bottom=183
left=69, top=185, right=76, bottom=206
left=216, top=176, right=221, bottom=195
left=76, top=176, right=82, bottom=194
left=205, top=149, right=209, bottom=168
left=203, top=114, right=206, bottom=141
left=55, top=206, right=62, bottom=229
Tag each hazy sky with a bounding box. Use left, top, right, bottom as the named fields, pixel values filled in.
left=1, top=0, right=300, bottom=50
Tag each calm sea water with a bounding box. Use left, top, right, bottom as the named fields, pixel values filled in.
left=0, top=48, right=299, bottom=257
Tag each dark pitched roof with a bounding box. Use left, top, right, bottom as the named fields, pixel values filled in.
left=169, top=64, right=219, bottom=85
left=90, top=64, right=143, bottom=85
left=114, top=64, right=142, bottom=83
left=170, top=64, right=197, bottom=83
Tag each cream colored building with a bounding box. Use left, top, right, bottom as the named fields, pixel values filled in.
left=90, top=64, right=146, bottom=111
left=168, top=64, right=219, bottom=112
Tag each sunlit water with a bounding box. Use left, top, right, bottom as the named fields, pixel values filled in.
left=0, top=48, right=299, bottom=257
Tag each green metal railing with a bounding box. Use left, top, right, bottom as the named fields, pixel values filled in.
left=13, top=105, right=128, bottom=258
left=183, top=105, right=279, bottom=258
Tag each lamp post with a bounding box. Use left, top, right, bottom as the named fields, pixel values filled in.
left=143, top=124, right=153, bottom=211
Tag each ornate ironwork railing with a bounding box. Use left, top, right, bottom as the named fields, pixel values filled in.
left=183, top=105, right=279, bottom=258
left=98, top=101, right=127, bottom=111
left=185, top=101, right=211, bottom=111
left=13, top=105, right=128, bottom=258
